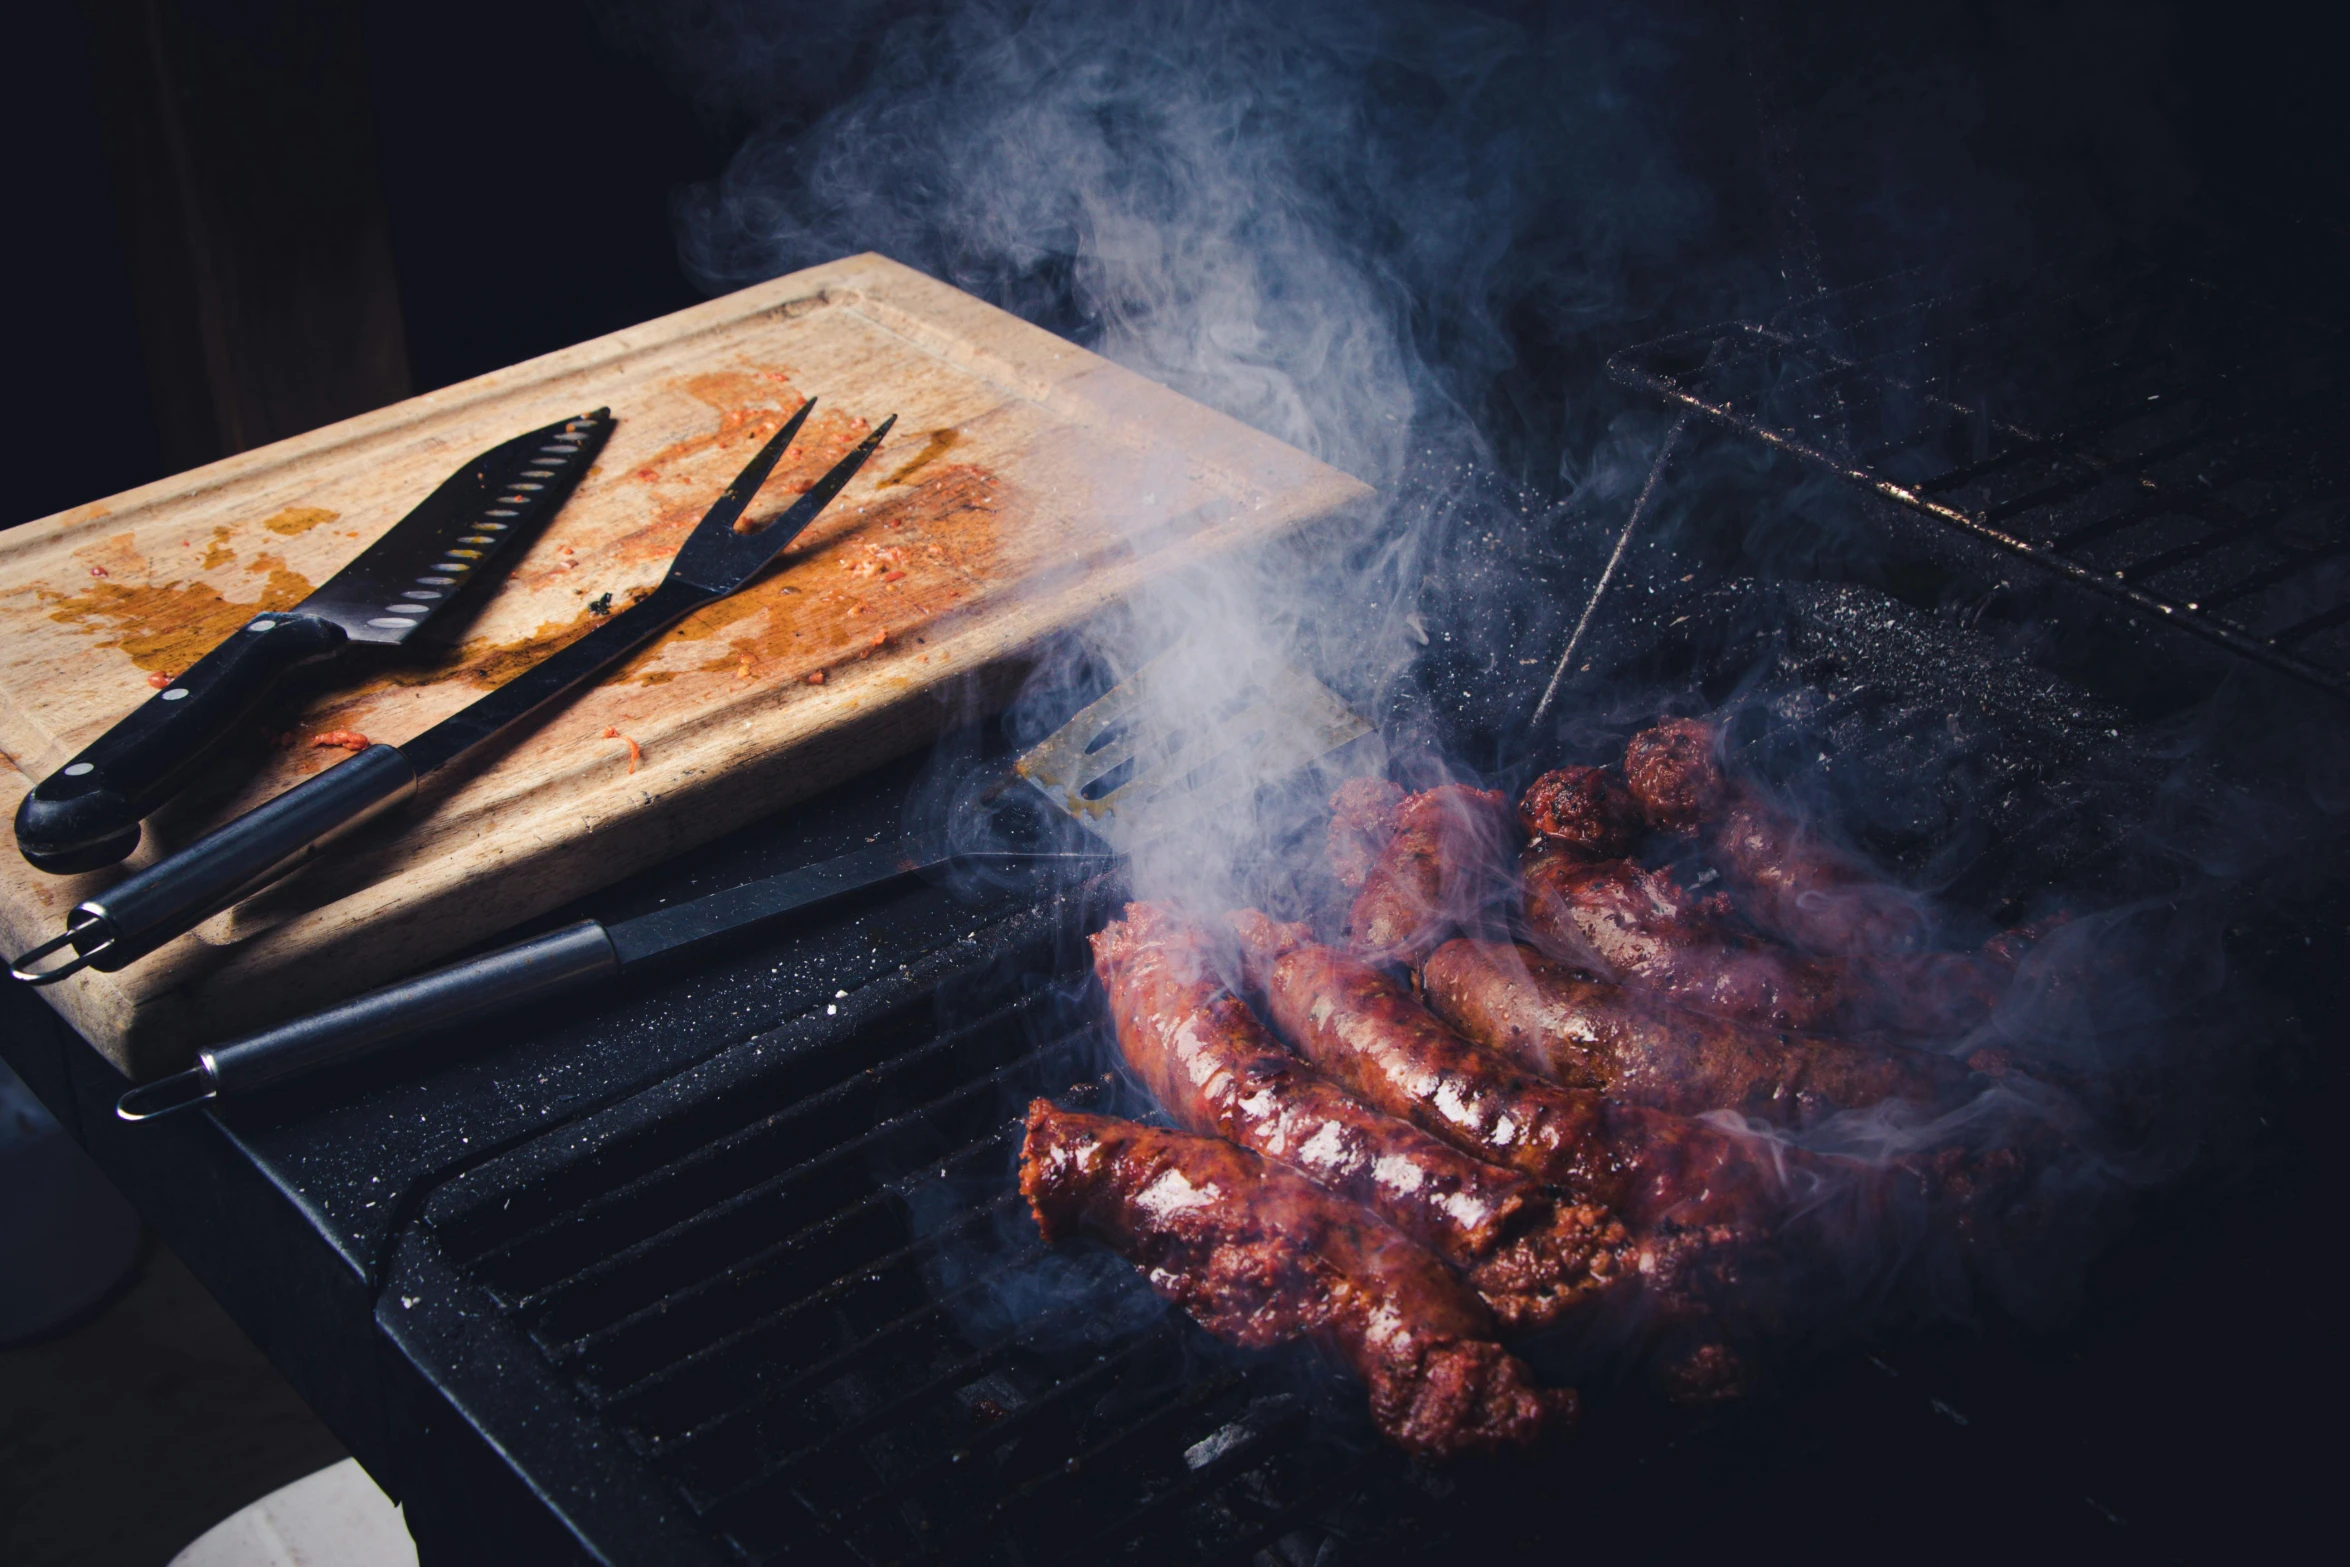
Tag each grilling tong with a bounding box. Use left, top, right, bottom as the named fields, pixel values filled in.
left=114, top=651, right=1373, bottom=1121
left=14, top=398, right=896, bottom=988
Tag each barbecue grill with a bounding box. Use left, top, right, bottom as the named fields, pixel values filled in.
left=16, top=249, right=2343, bottom=1564
left=1608, top=261, right=2350, bottom=704
left=10, top=42, right=2350, bottom=1547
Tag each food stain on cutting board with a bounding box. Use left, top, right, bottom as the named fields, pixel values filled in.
left=262, top=507, right=338, bottom=537
left=638, top=457, right=1007, bottom=685
left=289, top=366, right=1010, bottom=735
left=38, top=563, right=314, bottom=676
left=24, top=510, right=343, bottom=686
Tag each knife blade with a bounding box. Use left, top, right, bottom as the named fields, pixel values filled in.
left=12, top=398, right=894, bottom=986
left=13, top=409, right=617, bottom=875
left=112, top=837, right=1113, bottom=1122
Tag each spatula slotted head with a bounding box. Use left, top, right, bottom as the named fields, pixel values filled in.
left=1014, top=652, right=1372, bottom=849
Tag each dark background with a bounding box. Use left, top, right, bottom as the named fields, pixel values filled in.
left=1, top=4, right=2344, bottom=1563
left=6, top=0, right=2343, bottom=529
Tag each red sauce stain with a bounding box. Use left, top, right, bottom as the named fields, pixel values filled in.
left=44, top=570, right=315, bottom=675
left=261, top=507, right=338, bottom=538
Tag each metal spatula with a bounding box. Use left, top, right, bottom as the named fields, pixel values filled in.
left=117, top=652, right=1372, bottom=1120
left=1014, top=650, right=1375, bottom=852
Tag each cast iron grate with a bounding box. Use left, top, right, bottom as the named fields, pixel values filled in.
left=420, top=978, right=1400, bottom=1564
left=1608, top=264, right=2350, bottom=701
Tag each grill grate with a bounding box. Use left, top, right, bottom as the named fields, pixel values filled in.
left=420, top=970, right=1401, bottom=1564
left=1608, top=264, right=2350, bottom=701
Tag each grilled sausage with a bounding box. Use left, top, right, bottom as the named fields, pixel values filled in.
left=1228, top=912, right=1780, bottom=1240
left=1020, top=1101, right=1573, bottom=1457
left=1620, top=721, right=2038, bottom=1033
left=1327, top=777, right=1407, bottom=890
left=1093, top=903, right=1634, bottom=1331
left=1516, top=764, right=1640, bottom=861
left=1623, top=718, right=1929, bottom=957
left=1520, top=845, right=1848, bottom=1032
left=1421, top=938, right=1975, bottom=1126
left=1342, top=783, right=1514, bottom=963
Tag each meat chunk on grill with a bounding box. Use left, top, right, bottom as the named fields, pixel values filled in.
left=1517, top=764, right=1640, bottom=861
left=1521, top=844, right=1846, bottom=1032
left=1230, top=914, right=1777, bottom=1401
left=1624, top=718, right=1929, bottom=957
left=1620, top=720, right=2034, bottom=1032
left=1229, top=913, right=1781, bottom=1244
left=1342, top=783, right=1514, bottom=963
left=1327, top=776, right=1407, bottom=890
left=1421, top=938, right=1977, bottom=1126
left=1019, top=1100, right=1574, bottom=1458
left=1093, top=902, right=1634, bottom=1332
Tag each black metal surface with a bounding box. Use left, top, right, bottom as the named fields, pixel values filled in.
left=300, top=409, right=617, bottom=647
left=5, top=624, right=2342, bottom=1562
left=122, top=838, right=1119, bottom=1119
left=211, top=920, right=623, bottom=1097
left=1609, top=265, right=2350, bottom=701
left=344, top=575, right=2344, bottom=1564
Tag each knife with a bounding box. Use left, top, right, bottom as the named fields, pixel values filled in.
left=113, top=835, right=1113, bottom=1121
left=14, top=410, right=617, bottom=875
left=12, top=397, right=894, bottom=987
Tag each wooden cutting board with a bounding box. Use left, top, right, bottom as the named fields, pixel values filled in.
left=0, top=253, right=1372, bottom=1078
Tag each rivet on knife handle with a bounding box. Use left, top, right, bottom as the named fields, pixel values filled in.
left=13, top=615, right=351, bottom=874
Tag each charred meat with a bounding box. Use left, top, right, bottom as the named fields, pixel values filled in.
left=1517, top=764, right=1640, bottom=861
left=1019, top=1100, right=1573, bottom=1458
left=1229, top=912, right=1780, bottom=1242
left=1623, top=718, right=1929, bottom=957
left=1342, top=783, right=1514, bottom=963
left=1327, top=776, right=1408, bottom=891
left=1093, top=902, right=1634, bottom=1332
left=1421, top=938, right=1976, bottom=1126
left=1520, top=842, right=1846, bottom=1032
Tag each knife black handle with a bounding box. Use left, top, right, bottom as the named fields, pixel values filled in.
left=14, top=613, right=351, bottom=875
left=12, top=743, right=419, bottom=984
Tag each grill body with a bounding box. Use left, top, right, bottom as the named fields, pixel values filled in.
left=5, top=261, right=2346, bottom=1566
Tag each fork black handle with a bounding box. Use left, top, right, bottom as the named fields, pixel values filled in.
left=25, top=580, right=716, bottom=984
left=14, top=614, right=351, bottom=875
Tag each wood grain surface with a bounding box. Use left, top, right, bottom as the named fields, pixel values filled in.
left=0, top=253, right=1372, bottom=1077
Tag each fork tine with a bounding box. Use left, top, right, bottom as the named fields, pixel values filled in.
left=698, top=398, right=817, bottom=536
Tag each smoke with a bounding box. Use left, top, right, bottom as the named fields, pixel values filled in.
left=647, top=0, right=1722, bottom=485
left=601, top=0, right=2335, bottom=1393
left=611, top=0, right=1753, bottom=917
